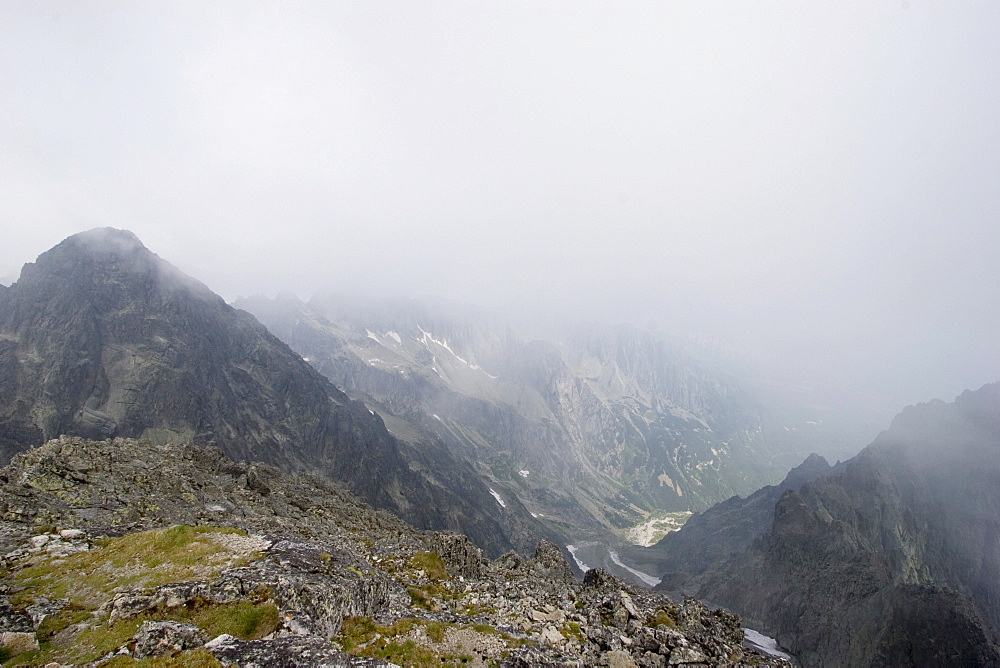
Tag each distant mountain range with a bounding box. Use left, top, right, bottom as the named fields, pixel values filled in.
left=643, top=382, right=1000, bottom=666
left=0, top=228, right=547, bottom=557
left=236, top=291, right=887, bottom=545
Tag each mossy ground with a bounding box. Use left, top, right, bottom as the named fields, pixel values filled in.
left=409, top=551, right=449, bottom=581
left=1, top=525, right=271, bottom=667
left=97, top=647, right=222, bottom=667
left=9, top=525, right=252, bottom=609
left=648, top=606, right=679, bottom=629
left=338, top=616, right=489, bottom=666
left=402, top=550, right=466, bottom=612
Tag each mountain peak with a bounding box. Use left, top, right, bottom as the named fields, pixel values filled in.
left=35, top=227, right=150, bottom=268
left=14, top=228, right=217, bottom=308
left=68, top=226, right=146, bottom=249
left=37, top=227, right=152, bottom=267
left=779, top=452, right=832, bottom=489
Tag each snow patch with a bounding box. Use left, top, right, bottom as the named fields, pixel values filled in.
left=488, top=488, right=506, bottom=508
left=418, top=327, right=469, bottom=364
left=417, top=326, right=498, bottom=378
left=302, top=356, right=310, bottom=362
left=469, top=364, right=500, bottom=380
left=386, top=331, right=402, bottom=345
left=743, top=629, right=792, bottom=660
left=518, top=470, right=530, bottom=478
left=565, top=545, right=591, bottom=572
left=608, top=550, right=661, bottom=587
left=432, top=414, right=441, bottom=421
left=366, top=329, right=381, bottom=344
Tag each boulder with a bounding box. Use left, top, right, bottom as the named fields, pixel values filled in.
left=132, top=620, right=207, bottom=659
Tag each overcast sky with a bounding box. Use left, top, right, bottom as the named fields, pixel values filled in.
left=2, top=1, right=998, bottom=406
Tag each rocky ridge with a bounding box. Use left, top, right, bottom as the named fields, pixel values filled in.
left=646, top=383, right=1000, bottom=667
left=631, top=453, right=839, bottom=593
left=0, top=228, right=548, bottom=558
left=0, top=436, right=788, bottom=666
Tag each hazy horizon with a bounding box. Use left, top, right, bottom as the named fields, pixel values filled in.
left=3, top=2, right=999, bottom=407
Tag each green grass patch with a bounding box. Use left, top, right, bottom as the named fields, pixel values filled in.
left=98, top=647, right=222, bottom=666
left=409, top=551, right=449, bottom=581
left=561, top=621, right=584, bottom=641
left=470, top=623, right=498, bottom=635
left=10, top=526, right=253, bottom=610
left=31, top=615, right=147, bottom=666
left=338, top=616, right=505, bottom=666
left=179, top=601, right=280, bottom=640
left=1, top=526, right=270, bottom=667
left=36, top=605, right=92, bottom=642
left=406, top=585, right=440, bottom=611
left=2, top=602, right=280, bottom=667
left=404, top=551, right=456, bottom=611
left=648, top=607, right=678, bottom=628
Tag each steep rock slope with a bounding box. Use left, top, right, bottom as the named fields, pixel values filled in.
left=651, top=383, right=1000, bottom=666
left=0, top=436, right=789, bottom=667
left=0, top=229, right=545, bottom=557
left=631, top=453, right=838, bottom=590
left=239, top=292, right=839, bottom=541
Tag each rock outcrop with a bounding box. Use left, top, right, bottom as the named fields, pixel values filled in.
left=640, top=453, right=838, bottom=594
left=0, top=436, right=788, bottom=666
left=0, top=228, right=548, bottom=557
left=649, top=383, right=1000, bottom=666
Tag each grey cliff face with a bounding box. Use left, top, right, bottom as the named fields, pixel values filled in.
left=639, top=452, right=838, bottom=594
left=0, top=228, right=548, bottom=557
left=649, top=382, right=1000, bottom=667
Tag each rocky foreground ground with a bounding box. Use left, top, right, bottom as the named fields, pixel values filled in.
left=0, top=437, right=789, bottom=666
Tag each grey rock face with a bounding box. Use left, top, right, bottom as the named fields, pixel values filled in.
left=429, top=532, right=487, bottom=579
left=644, top=452, right=837, bottom=595
left=0, top=603, right=33, bottom=633
left=532, top=540, right=577, bottom=584
left=205, top=634, right=395, bottom=667
left=648, top=382, right=1000, bottom=666
left=132, top=620, right=207, bottom=659
left=0, top=228, right=547, bottom=557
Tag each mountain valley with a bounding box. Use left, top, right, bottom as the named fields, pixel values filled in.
left=237, top=291, right=883, bottom=556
